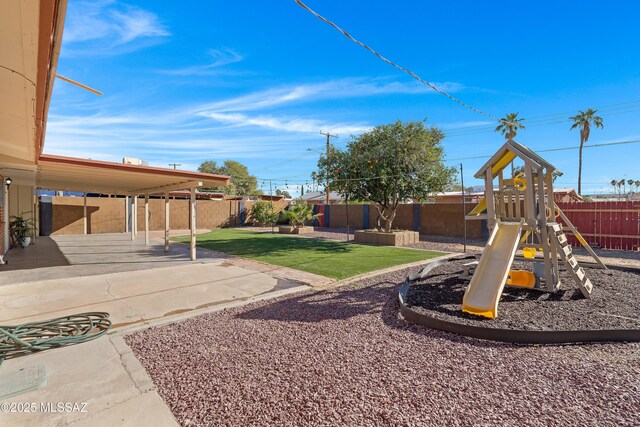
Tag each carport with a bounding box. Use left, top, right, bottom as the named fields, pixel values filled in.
left=36, top=154, right=229, bottom=260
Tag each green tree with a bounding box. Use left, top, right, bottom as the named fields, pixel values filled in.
left=251, top=200, right=279, bottom=227
left=570, top=109, right=604, bottom=195
left=284, top=198, right=322, bottom=228
left=316, top=120, right=455, bottom=232
left=495, top=113, right=525, bottom=140
left=198, top=159, right=258, bottom=195
left=275, top=189, right=292, bottom=198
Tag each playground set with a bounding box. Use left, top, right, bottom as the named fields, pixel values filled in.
left=459, top=139, right=606, bottom=319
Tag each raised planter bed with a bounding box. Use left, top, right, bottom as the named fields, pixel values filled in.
left=278, top=225, right=314, bottom=235
left=354, top=229, right=419, bottom=246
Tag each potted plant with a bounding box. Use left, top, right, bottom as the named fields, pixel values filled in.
left=279, top=199, right=322, bottom=234
left=9, top=213, right=36, bottom=248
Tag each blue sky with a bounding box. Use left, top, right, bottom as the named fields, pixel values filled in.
left=47, top=0, right=640, bottom=196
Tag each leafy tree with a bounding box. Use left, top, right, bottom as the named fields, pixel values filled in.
left=275, top=189, right=292, bottom=198
left=316, top=120, right=455, bottom=232
left=495, top=113, right=525, bottom=140
left=570, top=109, right=603, bottom=195
left=251, top=200, right=279, bottom=227
left=284, top=198, right=322, bottom=228
left=198, top=159, right=258, bottom=195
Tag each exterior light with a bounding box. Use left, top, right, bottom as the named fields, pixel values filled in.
left=4, top=177, right=11, bottom=186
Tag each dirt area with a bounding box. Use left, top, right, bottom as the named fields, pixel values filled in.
left=406, top=259, right=640, bottom=331
left=126, top=265, right=639, bottom=426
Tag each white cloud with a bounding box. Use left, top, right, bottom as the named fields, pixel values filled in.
left=160, top=49, right=244, bottom=76
left=62, top=1, right=170, bottom=56
left=196, top=77, right=465, bottom=113
left=203, top=112, right=370, bottom=135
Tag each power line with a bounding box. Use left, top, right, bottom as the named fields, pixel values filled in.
left=293, top=0, right=498, bottom=121
left=444, top=102, right=640, bottom=138
left=225, top=139, right=640, bottom=187
left=443, top=139, right=640, bottom=162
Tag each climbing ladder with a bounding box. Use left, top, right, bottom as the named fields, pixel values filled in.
left=548, top=223, right=593, bottom=298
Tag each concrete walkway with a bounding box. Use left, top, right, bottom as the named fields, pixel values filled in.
left=0, top=232, right=324, bottom=426
left=0, top=231, right=218, bottom=286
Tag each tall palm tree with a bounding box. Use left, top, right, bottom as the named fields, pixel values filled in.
left=628, top=179, right=634, bottom=194
left=495, top=113, right=526, bottom=140
left=611, top=179, right=618, bottom=196
left=620, top=179, right=627, bottom=195
left=570, top=109, right=604, bottom=195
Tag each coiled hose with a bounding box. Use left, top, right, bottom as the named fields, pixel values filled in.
left=0, top=312, right=111, bottom=365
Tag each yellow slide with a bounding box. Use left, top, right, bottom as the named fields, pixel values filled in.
left=462, top=221, right=523, bottom=319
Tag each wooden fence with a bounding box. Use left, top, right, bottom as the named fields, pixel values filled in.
left=557, top=201, right=640, bottom=251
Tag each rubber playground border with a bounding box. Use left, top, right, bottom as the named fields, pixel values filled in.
left=398, top=257, right=640, bottom=344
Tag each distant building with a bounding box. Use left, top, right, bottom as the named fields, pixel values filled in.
left=300, top=191, right=344, bottom=205
left=122, top=157, right=149, bottom=166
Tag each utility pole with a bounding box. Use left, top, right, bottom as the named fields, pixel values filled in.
left=168, top=163, right=181, bottom=170
left=320, top=131, right=338, bottom=204
left=269, top=180, right=274, bottom=234
left=461, top=163, right=467, bottom=253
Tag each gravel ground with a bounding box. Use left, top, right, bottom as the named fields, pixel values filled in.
left=126, top=266, right=640, bottom=427
left=407, top=259, right=640, bottom=330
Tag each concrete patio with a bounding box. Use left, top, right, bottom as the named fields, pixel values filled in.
left=0, top=231, right=324, bottom=426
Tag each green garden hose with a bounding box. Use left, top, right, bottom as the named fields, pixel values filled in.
left=0, top=312, right=111, bottom=365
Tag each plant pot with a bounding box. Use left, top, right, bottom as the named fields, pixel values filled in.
left=20, top=237, right=31, bottom=248
left=354, top=229, right=419, bottom=246
left=278, top=225, right=313, bottom=234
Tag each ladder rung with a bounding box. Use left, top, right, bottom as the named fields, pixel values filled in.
left=557, top=234, right=568, bottom=245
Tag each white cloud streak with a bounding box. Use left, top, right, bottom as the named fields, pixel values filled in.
left=62, top=1, right=170, bottom=56
left=160, top=49, right=244, bottom=76
left=196, top=78, right=465, bottom=113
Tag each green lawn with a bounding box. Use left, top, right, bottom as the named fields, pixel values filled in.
left=175, top=228, right=444, bottom=279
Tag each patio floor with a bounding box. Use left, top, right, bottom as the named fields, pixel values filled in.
left=0, top=231, right=321, bottom=426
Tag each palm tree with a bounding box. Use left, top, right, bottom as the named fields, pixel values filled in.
left=635, top=180, right=640, bottom=193
left=495, top=113, right=526, bottom=140
left=628, top=179, right=634, bottom=194
left=570, top=109, right=604, bottom=195
left=611, top=179, right=618, bottom=197
left=620, top=179, right=627, bottom=195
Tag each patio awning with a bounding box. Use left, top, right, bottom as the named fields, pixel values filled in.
left=37, top=154, right=230, bottom=195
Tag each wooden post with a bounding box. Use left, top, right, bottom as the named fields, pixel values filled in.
left=484, top=170, right=496, bottom=231
left=144, top=194, right=149, bottom=245
left=524, top=162, right=536, bottom=228
left=497, top=169, right=505, bottom=220
left=537, top=168, right=553, bottom=290
left=130, top=197, right=135, bottom=241
left=83, top=192, right=87, bottom=235
left=133, top=196, right=138, bottom=236
left=164, top=193, right=170, bottom=252
left=124, top=196, right=129, bottom=233
left=190, top=188, right=196, bottom=261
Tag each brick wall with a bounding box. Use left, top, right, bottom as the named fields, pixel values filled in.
left=49, top=196, right=290, bottom=235
left=319, top=202, right=486, bottom=238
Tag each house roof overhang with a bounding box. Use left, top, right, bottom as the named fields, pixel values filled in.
left=37, top=154, right=230, bottom=195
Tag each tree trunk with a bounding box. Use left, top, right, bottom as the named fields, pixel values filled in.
left=382, top=206, right=397, bottom=232
left=578, top=135, right=585, bottom=195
